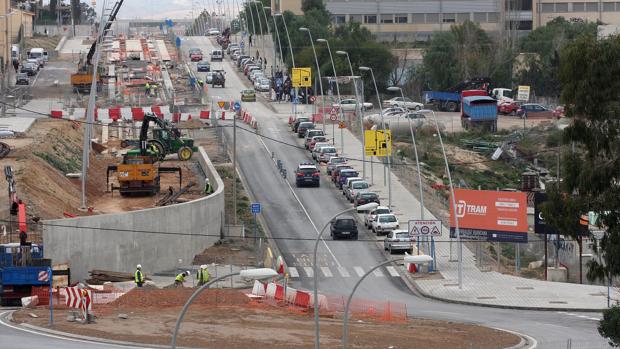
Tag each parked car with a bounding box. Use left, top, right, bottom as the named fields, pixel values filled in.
left=307, top=136, right=327, bottom=151
left=354, top=192, right=380, bottom=207
left=231, top=50, right=241, bottom=60
left=15, top=72, right=29, bottom=85
left=197, top=61, right=210, bottom=72
left=498, top=101, right=520, bottom=115
left=333, top=98, right=373, bottom=111
left=383, top=96, right=423, bottom=110
left=311, top=143, right=330, bottom=160
left=207, top=28, right=220, bottom=36
left=365, top=206, right=392, bottom=228
left=249, top=69, right=264, bottom=82
left=326, top=157, right=347, bottom=175
left=292, top=117, right=310, bottom=132
left=241, top=88, right=256, bottom=102
left=371, top=213, right=400, bottom=236
left=552, top=105, right=565, bottom=118
left=330, top=216, right=358, bottom=240
left=255, top=78, right=271, bottom=92
left=227, top=43, right=239, bottom=55
left=384, top=230, right=414, bottom=254
left=295, top=163, right=320, bottom=187
left=20, top=62, right=37, bottom=76
left=331, top=166, right=353, bottom=184
left=27, top=58, right=43, bottom=69
left=297, top=122, right=315, bottom=138
left=211, top=71, right=225, bottom=88
left=517, top=104, right=555, bottom=119
left=342, top=177, right=363, bottom=196
left=237, top=55, right=251, bottom=68
left=337, top=169, right=360, bottom=189
left=346, top=180, right=370, bottom=202
left=304, top=129, right=325, bottom=147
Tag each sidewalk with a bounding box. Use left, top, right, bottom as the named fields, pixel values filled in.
left=270, top=102, right=619, bottom=311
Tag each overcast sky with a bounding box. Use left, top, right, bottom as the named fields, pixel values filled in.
left=91, top=0, right=236, bottom=20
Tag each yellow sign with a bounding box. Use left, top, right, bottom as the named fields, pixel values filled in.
left=217, top=101, right=226, bottom=108
left=292, top=67, right=312, bottom=88
left=338, top=121, right=346, bottom=129
left=517, top=85, right=530, bottom=101
left=364, top=130, right=392, bottom=157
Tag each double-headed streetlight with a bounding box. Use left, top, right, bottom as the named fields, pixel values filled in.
left=263, top=6, right=284, bottom=73
left=299, top=27, right=325, bottom=132
left=335, top=50, right=363, bottom=175
left=250, top=0, right=265, bottom=60
left=245, top=0, right=257, bottom=48
left=317, top=38, right=342, bottom=146
left=342, top=254, right=432, bottom=349
left=312, top=202, right=379, bottom=349
left=171, top=267, right=278, bottom=348
left=416, top=109, right=462, bottom=288
left=359, top=66, right=392, bottom=210
left=274, top=12, right=297, bottom=115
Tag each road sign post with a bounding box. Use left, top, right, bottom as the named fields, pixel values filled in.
left=292, top=67, right=312, bottom=88
left=48, top=267, right=53, bottom=326
left=233, top=101, right=241, bottom=111
left=251, top=203, right=261, bottom=244
left=364, top=130, right=392, bottom=157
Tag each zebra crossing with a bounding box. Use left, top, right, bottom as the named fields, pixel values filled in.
left=286, top=265, right=403, bottom=279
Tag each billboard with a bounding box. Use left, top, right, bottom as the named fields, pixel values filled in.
left=534, top=192, right=589, bottom=235
left=450, top=189, right=528, bottom=243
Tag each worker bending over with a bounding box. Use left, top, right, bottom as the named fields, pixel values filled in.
left=174, top=270, right=190, bottom=287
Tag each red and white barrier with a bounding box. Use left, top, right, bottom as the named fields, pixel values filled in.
left=64, top=286, right=92, bottom=311
left=47, top=107, right=207, bottom=123
left=256, top=282, right=319, bottom=309
left=252, top=280, right=267, bottom=296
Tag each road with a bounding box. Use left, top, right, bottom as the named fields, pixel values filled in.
left=0, top=36, right=609, bottom=348
left=179, top=37, right=610, bottom=348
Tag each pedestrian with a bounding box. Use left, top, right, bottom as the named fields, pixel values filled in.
left=12, top=60, right=19, bottom=73
left=256, top=50, right=259, bottom=59
left=135, top=264, right=145, bottom=287
left=145, top=82, right=150, bottom=96
left=196, top=265, right=210, bottom=286
left=249, top=34, right=253, bottom=47
left=204, top=179, right=214, bottom=195
left=174, top=271, right=190, bottom=287
left=264, top=57, right=267, bottom=69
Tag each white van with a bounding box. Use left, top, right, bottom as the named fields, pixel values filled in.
left=28, top=48, right=48, bottom=65
left=11, top=45, right=19, bottom=64
left=210, top=49, right=223, bottom=62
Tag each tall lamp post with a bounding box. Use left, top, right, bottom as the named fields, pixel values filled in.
left=336, top=50, right=364, bottom=175
left=263, top=6, right=283, bottom=73
left=312, top=202, right=379, bottom=349
left=250, top=0, right=265, bottom=62
left=255, top=2, right=276, bottom=75
left=341, top=255, right=432, bottom=349
left=171, top=268, right=278, bottom=348
left=418, top=109, right=462, bottom=288
left=317, top=38, right=342, bottom=146
left=299, top=27, right=325, bottom=132
left=359, top=66, right=392, bottom=210
left=274, top=12, right=297, bottom=116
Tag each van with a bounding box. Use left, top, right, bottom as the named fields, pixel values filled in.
left=28, top=48, right=48, bottom=65
left=210, top=49, right=223, bottom=62
left=11, top=45, right=19, bottom=64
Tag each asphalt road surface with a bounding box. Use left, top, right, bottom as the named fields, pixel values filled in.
left=0, top=37, right=609, bottom=348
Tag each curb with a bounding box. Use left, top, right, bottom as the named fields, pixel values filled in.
left=498, top=327, right=538, bottom=349
left=403, top=271, right=607, bottom=312
left=54, top=35, right=68, bottom=52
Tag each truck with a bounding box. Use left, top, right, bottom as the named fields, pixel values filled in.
left=423, top=77, right=491, bottom=112
left=461, top=90, right=498, bottom=132
left=0, top=244, right=51, bottom=306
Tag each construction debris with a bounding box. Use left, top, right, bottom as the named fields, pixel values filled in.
left=87, top=269, right=151, bottom=284
left=156, top=181, right=195, bottom=206
left=0, top=142, right=10, bottom=159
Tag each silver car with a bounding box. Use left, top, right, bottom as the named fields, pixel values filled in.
left=384, top=230, right=414, bottom=254
left=346, top=180, right=370, bottom=202
left=326, top=157, right=347, bottom=175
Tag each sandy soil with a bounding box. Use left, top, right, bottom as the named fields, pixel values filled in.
left=435, top=111, right=559, bottom=133
left=14, top=289, right=520, bottom=349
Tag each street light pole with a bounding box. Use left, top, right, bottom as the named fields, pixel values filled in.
left=274, top=12, right=296, bottom=116
left=360, top=66, right=392, bottom=210
left=250, top=1, right=264, bottom=61
left=419, top=109, right=462, bottom=288
left=256, top=3, right=275, bottom=76
left=299, top=27, right=325, bottom=132
left=313, top=202, right=378, bottom=349
left=264, top=7, right=283, bottom=73
left=336, top=51, right=364, bottom=175
left=317, top=39, right=342, bottom=147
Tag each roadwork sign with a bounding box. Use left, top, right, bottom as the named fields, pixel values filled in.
left=217, top=101, right=226, bottom=109
left=292, top=67, right=312, bottom=88
left=364, top=130, right=392, bottom=157
left=338, top=121, right=346, bottom=129
left=408, top=220, right=442, bottom=237
left=330, top=114, right=337, bottom=121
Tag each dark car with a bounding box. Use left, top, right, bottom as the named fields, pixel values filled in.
left=292, top=117, right=310, bottom=132
left=15, top=72, right=29, bottom=85
left=330, top=216, right=358, bottom=240
left=354, top=192, right=380, bottom=207
left=337, top=170, right=360, bottom=189
left=211, top=71, right=225, bottom=88
left=331, top=165, right=353, bottom=183
left=295, top=163, right=320, bottom=187
left=20, top=62, right=37, bottom=76
left=517, top=104, right=555, bottom=119
left=197, top=61, right=210, bottom=72
left=297, top=122, right=315, bottom=138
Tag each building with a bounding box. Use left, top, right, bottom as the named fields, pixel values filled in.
left=534, top=0, right=620, bottom=28
left=271, top=0, right=303, bottom=15
left=0, top=0, right=34, bottom=69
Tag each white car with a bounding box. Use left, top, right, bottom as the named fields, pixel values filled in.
left=384, top=230, right=414, bottom=254
left=249, top=70, right=264, bottom=82
left=365, top=107, right=407, bottom=122
left=365, top=206, right=392, bottom=228
left=318, top=146, right=338, bottom=163
left=383, top=96, right=424, bottom=110
left=255, top=78, right=271, bottom=92
left=205, top=72, right=214, bottom=84
left=346, top=180, right=370, bottom=202
left=371, top=213, right=400, bottom=236
left=312, top=142, right=331, bottom=160
left=333, top=98, right=373, bottom=112
left=207, top=28, right=220, bottom=36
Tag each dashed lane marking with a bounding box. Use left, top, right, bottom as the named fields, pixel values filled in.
left=386, top=266, right=400, bottom=277
left=337, top=266, right=351, bottom=277
left=303, top=267, right=314, bottom=278
left=321, top=267, right=333, bottom=277
left=354, top=266, right=365, bottom=277
left=288, top=267, right=299, bottom=278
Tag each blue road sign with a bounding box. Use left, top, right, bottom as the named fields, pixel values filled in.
left=251, top=203, right=261, bottom=214
left=234, top=102, right=241, bottom=111
left=175, top=37, right=181, bottom=48
left=159, top=24, right=163, bottom=30
left=240, top=41, right=245, bottom=49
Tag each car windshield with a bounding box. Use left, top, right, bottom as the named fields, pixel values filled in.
left=362, top=193, right=377, bottom=198
left=342, top=171, right=358, bottom=177
left=298, top=168, right=317, bottom=174
left=352, top=182, right=368, bottom=189
left=395, top=232, right=409, bottom=239
left=375, top=208, right=390, bottom=215
left=313, top=137, right=326, bottom=142
left=322, top=147, right=336, bottom=153
left=335, top=219, right=355, bottom=228
left=379, top=215, right=397, bottom=223
left=331, top=158, right=345, bottom=163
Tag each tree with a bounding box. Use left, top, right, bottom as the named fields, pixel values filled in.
left=599, top=306, right=620, bottom=347
left=301, top=0, right=325, bottom=13
left=50, top=0, right=57, bottom=19
left=541, top=34, right=620, bottom=346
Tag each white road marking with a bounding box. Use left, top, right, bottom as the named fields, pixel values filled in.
left=373, top=269, right=385, bottom=277
left=321, top=267, right=333, bottom=277
left=337, top=266, right=351, bottom=277
left=288, top=267, right=299, bottom=278
left=354, top=266, right=365, bottom=277
left=303, top=267, right=314, bottom=278
left=386, top=266, right=400, bottom=277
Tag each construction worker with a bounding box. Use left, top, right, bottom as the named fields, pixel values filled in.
left=174, top=270, right=190, bottom=287
left=196, top=264, right=210, bottom=286
left=135, top=264, right=145, bottom=287
left=145, top=82, right=151, bottom=96
left=204, top=179, right=214, bottom=195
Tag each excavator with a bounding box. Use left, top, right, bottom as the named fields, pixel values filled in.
left=71, top=0, right=124, bottom=93
left=120, top=114, right=197, bottom=161
left=107, top=113, right=182, bottom=196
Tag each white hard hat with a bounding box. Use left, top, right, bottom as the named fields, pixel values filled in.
left=201, top=264, right=207, bottom=269
left=137, top=264, right=142, bottom=269
left=186, top=270, right=191, bottom=275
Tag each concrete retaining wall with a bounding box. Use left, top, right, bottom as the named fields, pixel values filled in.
left=43, top=146, right=224, bottom=282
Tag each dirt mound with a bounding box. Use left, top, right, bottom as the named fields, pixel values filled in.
left=109, top=288, right=250, bottom=308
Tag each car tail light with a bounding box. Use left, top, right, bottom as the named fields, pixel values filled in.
left=313, top=172, right=320, bottom=177
left=297, top=173, right=304, bottom=177
left=393, top=239, right=400, bottom=242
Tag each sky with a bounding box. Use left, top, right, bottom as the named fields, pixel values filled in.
left=91, top=0, right=237, bottom=20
